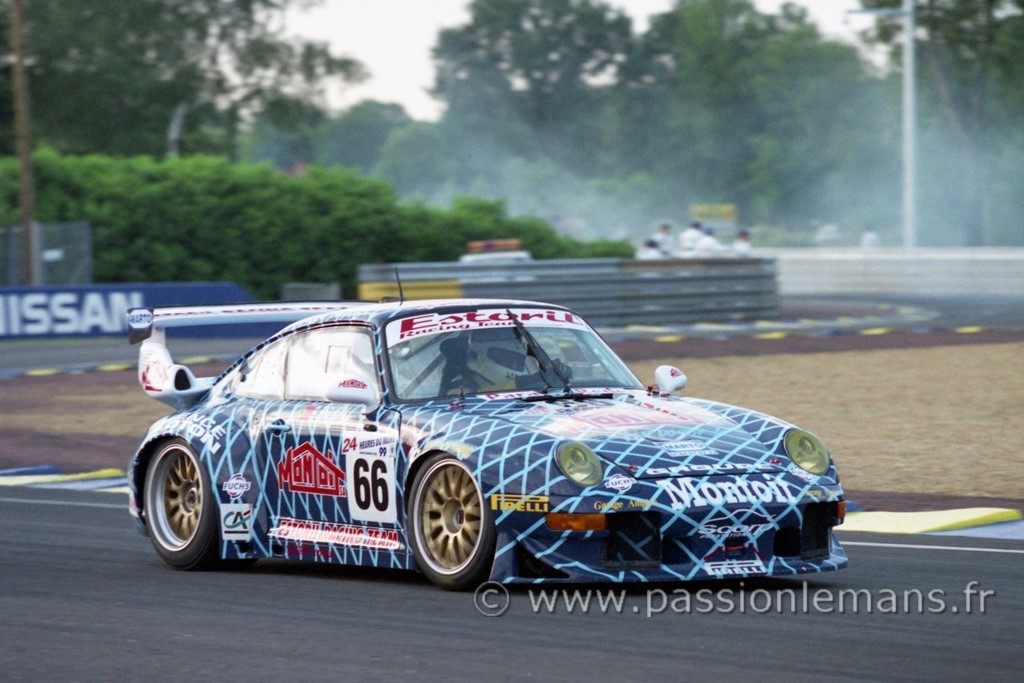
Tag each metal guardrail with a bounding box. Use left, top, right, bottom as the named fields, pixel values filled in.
left=358, top=258, right=778, bottom=327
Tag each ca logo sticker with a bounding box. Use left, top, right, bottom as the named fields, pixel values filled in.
left=219, top=504, right=253, bottom=541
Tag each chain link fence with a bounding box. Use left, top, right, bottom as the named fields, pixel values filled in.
left=1, top=221, right=92, bottom=285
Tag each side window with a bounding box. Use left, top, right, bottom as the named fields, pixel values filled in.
left=285, top=332, right=327, bottom=399
left=325, top=331, right=375, bottom=378
left=234, top=339, right=287, bottom=400
left=285, top=327, right=377, bottom=401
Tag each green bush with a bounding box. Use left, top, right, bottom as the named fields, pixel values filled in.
left=1, top=151, right=632, bottom=298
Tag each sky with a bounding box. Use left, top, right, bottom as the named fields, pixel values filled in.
left=285, top=0, right=873, bottom=121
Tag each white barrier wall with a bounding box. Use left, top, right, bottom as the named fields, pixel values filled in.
left=759, top=248, right=1024, bottom=296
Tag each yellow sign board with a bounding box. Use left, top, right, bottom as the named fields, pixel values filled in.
left=690, top=204, right=737, bottom=223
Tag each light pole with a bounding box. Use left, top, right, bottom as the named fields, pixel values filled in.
left=9, top=0, right=39, bottom=283
left=850, top=0, right=917, bottom=249
left=900, top=0, right=916, bottom=249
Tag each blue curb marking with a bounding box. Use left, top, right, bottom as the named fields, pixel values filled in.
left=0, top=465, right=61, bottom=476
left=926, top=519, right=1024, bottom=540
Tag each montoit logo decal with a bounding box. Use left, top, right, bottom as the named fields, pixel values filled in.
left=277, top=442, right=346, bottom=497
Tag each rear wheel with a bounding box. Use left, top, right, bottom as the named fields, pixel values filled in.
left=408, top=455, right=495, bottom=590
left=144, top=439, right=219, bottom=570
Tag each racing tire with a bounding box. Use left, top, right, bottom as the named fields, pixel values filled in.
left=408, top=455, right=496, bottom=591
left=144, top=439, right=220, bottom=570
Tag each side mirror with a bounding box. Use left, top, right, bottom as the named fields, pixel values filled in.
left=653, top=365, right=687, bottom=396
left=325, top=374, right=379, bottom=410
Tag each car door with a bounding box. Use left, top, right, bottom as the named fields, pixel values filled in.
left=259, top=325, right=403, bottom=561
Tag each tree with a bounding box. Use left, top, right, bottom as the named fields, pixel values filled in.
left=433, top=0, right=634, bottom=175
left=373, top=122, right=455, bottom=197
left=2, top=0, right=366, bottom=157
left=237, top=105, right=326, bottom=172
left=312, top=101, right=412, bottom=174
left=0, top=9, right=14, bottom=155
left=865, top=0, right=1024, bottom=245
left=742, top=9, right=899, bottom=228
left=421, top=0, right=908, bottom=239
left=624, top=1, right=803, bottom=202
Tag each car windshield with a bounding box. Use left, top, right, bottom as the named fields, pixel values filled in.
left=384, top=307, right=642, bottom=401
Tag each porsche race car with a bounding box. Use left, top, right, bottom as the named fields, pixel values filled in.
left=126, top=299, right=847, bottom=590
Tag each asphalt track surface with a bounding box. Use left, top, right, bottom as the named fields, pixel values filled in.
left=2, top=294, right=1023, bottom=681
left=0, top=487, right=1021, bottom=681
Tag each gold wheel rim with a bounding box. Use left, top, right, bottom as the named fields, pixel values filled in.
left=162, top=450, right=202, bottom=543
left=419, top=463, right=483, bottom=572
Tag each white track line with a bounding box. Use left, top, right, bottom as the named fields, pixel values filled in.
left=843, top=540, right=1024, bottom=555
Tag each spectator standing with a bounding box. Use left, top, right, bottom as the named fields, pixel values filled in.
left=732, top=229, right=753, bottom=257
left=649, top=223, right=674, bottom=257
left=694, top=225, right=727, bottom=257
left=635, top=238, right=663, bottom=260
left=677, top=221, right=705, bottom=257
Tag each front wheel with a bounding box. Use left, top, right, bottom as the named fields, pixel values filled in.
left=144, top=439, right=219, bottom=570
left=408, top=455, right=496, bottom=590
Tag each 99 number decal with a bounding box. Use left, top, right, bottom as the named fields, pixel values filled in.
left=346, top=449, right=396, bottom=523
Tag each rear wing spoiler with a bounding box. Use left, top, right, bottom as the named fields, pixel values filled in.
left=127, top=302, right=351, bottom=345
left=126, top=302, right=355, bottom=409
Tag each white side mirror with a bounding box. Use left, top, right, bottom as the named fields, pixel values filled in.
left=654, top=365, right=688, bottom=396
left=325, top=374, right=379, bottom=410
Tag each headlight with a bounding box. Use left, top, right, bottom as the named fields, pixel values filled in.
left=783, top=429, right=831, bottom=475
left=555, top=442, right=604, bottom=487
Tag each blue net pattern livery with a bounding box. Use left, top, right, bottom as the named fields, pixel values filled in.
left=127, top=298, right=847, bottom=587
left=130, top=400, right=414, bottom=570
left=396, top=393, right=846, bottom=583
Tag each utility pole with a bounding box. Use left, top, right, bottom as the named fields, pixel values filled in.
left=9, top=0, right=39, bottom=284
left=900, top=0, right=917, bottom=249
left=849, top=0, right=917, bottom=249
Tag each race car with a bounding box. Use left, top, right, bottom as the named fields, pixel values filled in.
left=126, top=298, right=847, bottom=590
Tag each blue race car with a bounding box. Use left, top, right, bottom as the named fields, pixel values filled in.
left=127, top=299, right=847, bottom=590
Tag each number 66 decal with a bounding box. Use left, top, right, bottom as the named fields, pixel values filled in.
left=346, top=447, right=397, bottom=523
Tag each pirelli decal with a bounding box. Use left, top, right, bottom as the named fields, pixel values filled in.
left=490, top=494, right=549, bottom=513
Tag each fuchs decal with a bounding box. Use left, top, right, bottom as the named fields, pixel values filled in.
left=222, top=474, right=251, bottom=500
left=604, top=474, right=637, bottom=492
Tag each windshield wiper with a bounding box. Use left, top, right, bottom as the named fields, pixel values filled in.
left=521, top=390, right=616, bottom=403
left=506, top=308, right=574, bottom=396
